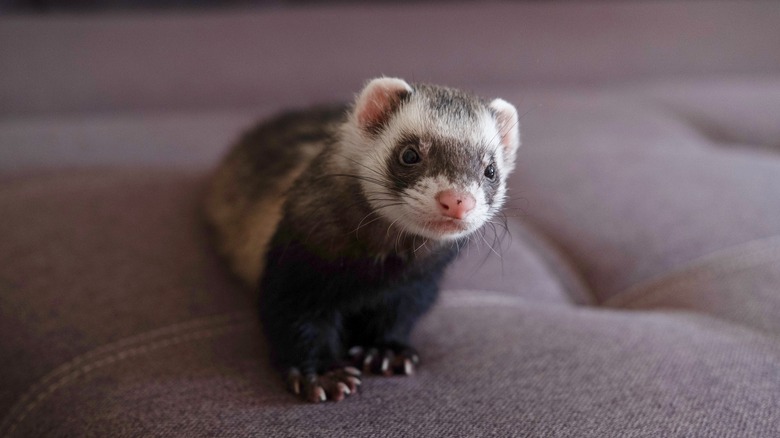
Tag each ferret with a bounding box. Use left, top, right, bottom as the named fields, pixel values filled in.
left=204, top=77, right=520, bottom=403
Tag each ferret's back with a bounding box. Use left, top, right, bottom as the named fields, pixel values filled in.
left=204, top=106, right=346, bottom=286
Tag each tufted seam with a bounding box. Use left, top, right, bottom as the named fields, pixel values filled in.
left=0, top=311, right=256, bottom=438
left=645, top=92, right=780, bottom=154
left=601, top=235, right=780, bottom=310
left=510, top=222, right=597, bottom=306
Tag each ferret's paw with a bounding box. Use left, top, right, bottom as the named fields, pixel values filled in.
left=347, top=344, right=421, bottom=376
left=286, top=366, right=362, bottom=403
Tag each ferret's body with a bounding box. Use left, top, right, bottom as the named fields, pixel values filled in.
left=205, top=78, right=520, bottom=402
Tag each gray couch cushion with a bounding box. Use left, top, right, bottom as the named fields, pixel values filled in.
left=2, top=1, right=780, bottom=437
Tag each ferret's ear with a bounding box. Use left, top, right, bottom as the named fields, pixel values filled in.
left=354, top=77, right=413, bottom=134
left=489, top=98, right=520, bottom=170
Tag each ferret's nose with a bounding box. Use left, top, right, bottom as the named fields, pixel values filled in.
left=436, top=190, right=476, bottom=219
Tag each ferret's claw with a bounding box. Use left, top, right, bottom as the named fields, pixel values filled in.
left=285, top=367, right=362, bottom=403
left=286, top=368, right=302, bottom=395
left=348, top=344, right=421, bottom=376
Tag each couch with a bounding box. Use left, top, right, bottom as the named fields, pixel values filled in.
left=2, top=1, right=780, bottom=436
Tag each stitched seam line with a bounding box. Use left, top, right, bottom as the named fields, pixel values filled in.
left=0, top=311, right=255, bottom=438
left=602, top=235, right=780, bottom=309
left=0, top=311, right=250, bottom=430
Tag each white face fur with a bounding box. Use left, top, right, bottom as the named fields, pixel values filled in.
left=340, top=77, right=520, bottom=242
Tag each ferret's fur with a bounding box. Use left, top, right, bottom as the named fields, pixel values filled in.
left=204, top=78, right=520, bottom=402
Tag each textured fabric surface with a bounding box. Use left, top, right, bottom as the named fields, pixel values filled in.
left=2, top=1, right=780, bottom=437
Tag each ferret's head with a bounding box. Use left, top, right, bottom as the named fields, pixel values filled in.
left=340, top=77, right=520, bottom=241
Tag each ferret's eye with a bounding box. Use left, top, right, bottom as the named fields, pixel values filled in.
left=484, top=163, right=496, bottom=180
left=400, top=148, right=421, bottom=165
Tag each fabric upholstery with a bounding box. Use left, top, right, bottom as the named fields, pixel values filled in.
left=2, top=1, right=780, bottom=436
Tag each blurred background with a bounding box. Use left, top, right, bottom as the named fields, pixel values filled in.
left=4, top=0, right=454, bottom=12
left=4, top=0, right=303, bottom=12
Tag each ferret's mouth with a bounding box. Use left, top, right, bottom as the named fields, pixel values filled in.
left=425, top=219, right=469, bottom=234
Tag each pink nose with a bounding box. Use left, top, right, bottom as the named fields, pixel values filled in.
left=436, top=190, right=476, bottom=219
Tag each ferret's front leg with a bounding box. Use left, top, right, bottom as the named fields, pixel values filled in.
left=259, top=250, right=363, bottom=403
left=345, top=280, right=438, bottom=376
left=260, top=305, right=362, bottom=403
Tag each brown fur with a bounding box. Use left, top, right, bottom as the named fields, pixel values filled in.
left=204, top=107, right=341, bottom=286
